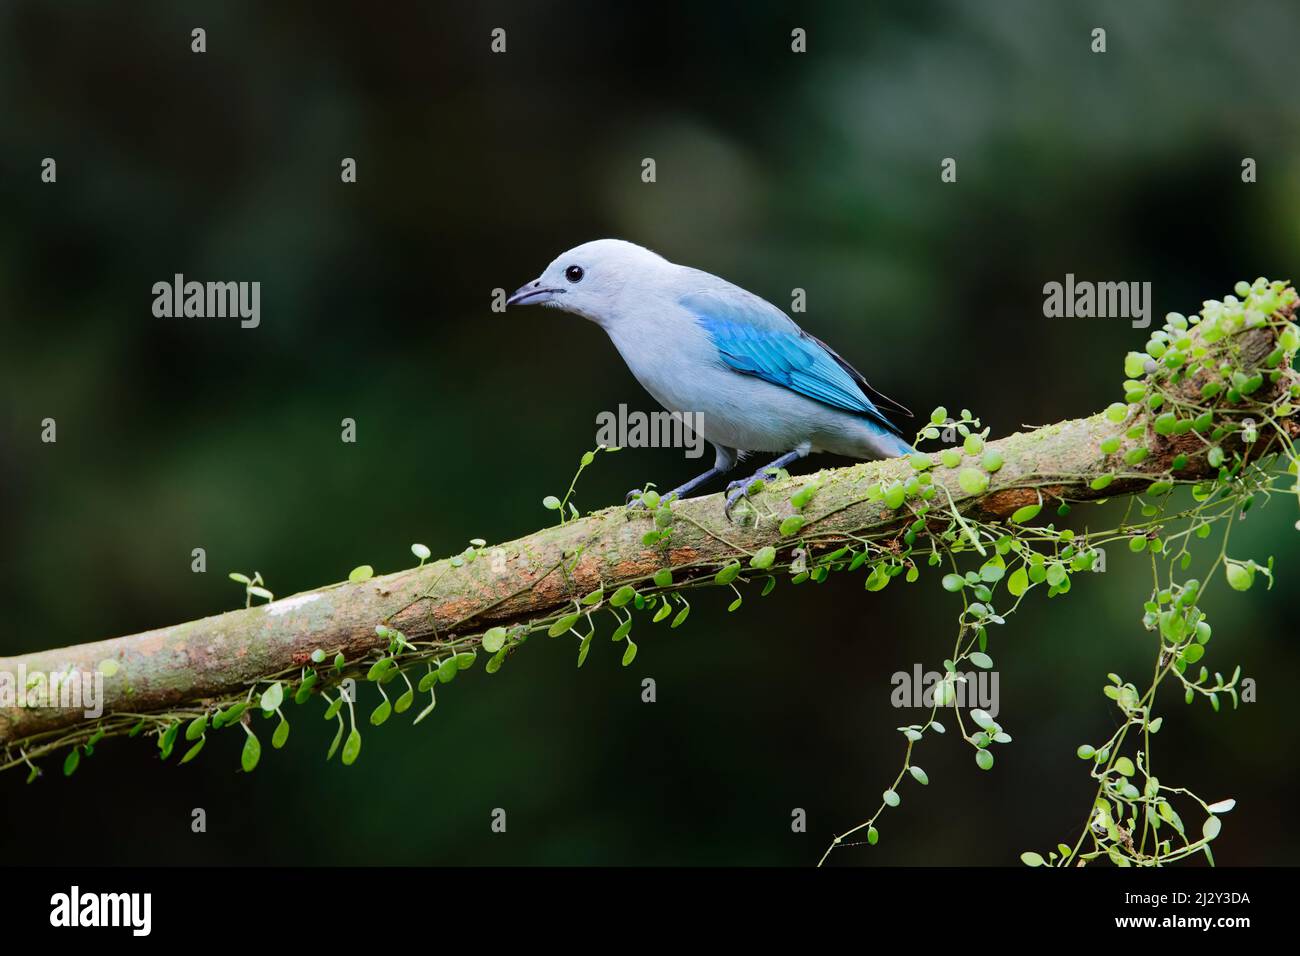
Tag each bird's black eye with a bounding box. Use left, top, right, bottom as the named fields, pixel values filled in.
left=565, top=265, right=584, bottom=283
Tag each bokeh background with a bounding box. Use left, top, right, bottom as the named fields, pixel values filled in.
left=2, top=0, right=1298, bottom=865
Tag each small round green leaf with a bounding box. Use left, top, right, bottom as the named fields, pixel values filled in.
left=241, top=732, right=261, bottom=773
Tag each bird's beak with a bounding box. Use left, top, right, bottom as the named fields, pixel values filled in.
left=506, top=280, right=563, bottom=307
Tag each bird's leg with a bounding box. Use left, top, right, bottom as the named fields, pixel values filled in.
left=627, top=444, right=738, bottom=507
left=724, top=444, right=811, bottom=521
left=627, top=466, right=725, bottom=507
left=664, top=466, right=728, bottom=502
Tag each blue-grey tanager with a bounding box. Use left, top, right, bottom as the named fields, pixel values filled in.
left=508, top=239, right=913, bottom=518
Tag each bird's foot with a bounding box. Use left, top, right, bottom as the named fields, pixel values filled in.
left=723, top=474, right=768, bottom=522
left=626, top=485, right=666, bottom=510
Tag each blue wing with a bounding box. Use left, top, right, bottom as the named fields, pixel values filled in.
left=681, top=290, right=908, bottom=434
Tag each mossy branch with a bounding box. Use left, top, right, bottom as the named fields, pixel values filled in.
left=2, top=298, right=1296, bottom=766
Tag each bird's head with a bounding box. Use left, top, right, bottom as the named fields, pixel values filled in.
left=507, top=238, right=668, bottom=323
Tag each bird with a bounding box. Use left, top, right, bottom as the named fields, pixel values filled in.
left=507, top=239, right=913, bottom=519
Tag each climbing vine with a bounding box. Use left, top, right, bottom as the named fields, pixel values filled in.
left=818, top=277, right=1296, bottom=865
left=5, top=278, right=1297, bottom=870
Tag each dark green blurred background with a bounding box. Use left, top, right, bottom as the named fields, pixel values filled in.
left=2, top=0, right=1298, bottom=865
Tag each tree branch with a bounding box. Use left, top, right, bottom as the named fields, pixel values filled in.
left=2, top=301, right=1295, bottom=760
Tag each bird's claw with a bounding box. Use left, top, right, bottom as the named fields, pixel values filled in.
left=723, top=473, right=771, bottom=522
left=628, top=485, right=674, bottom=510
left=723, top=479, right=752, bottom=522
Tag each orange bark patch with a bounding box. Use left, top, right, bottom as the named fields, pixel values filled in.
left=979, top=485, right=1069, bottom=517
